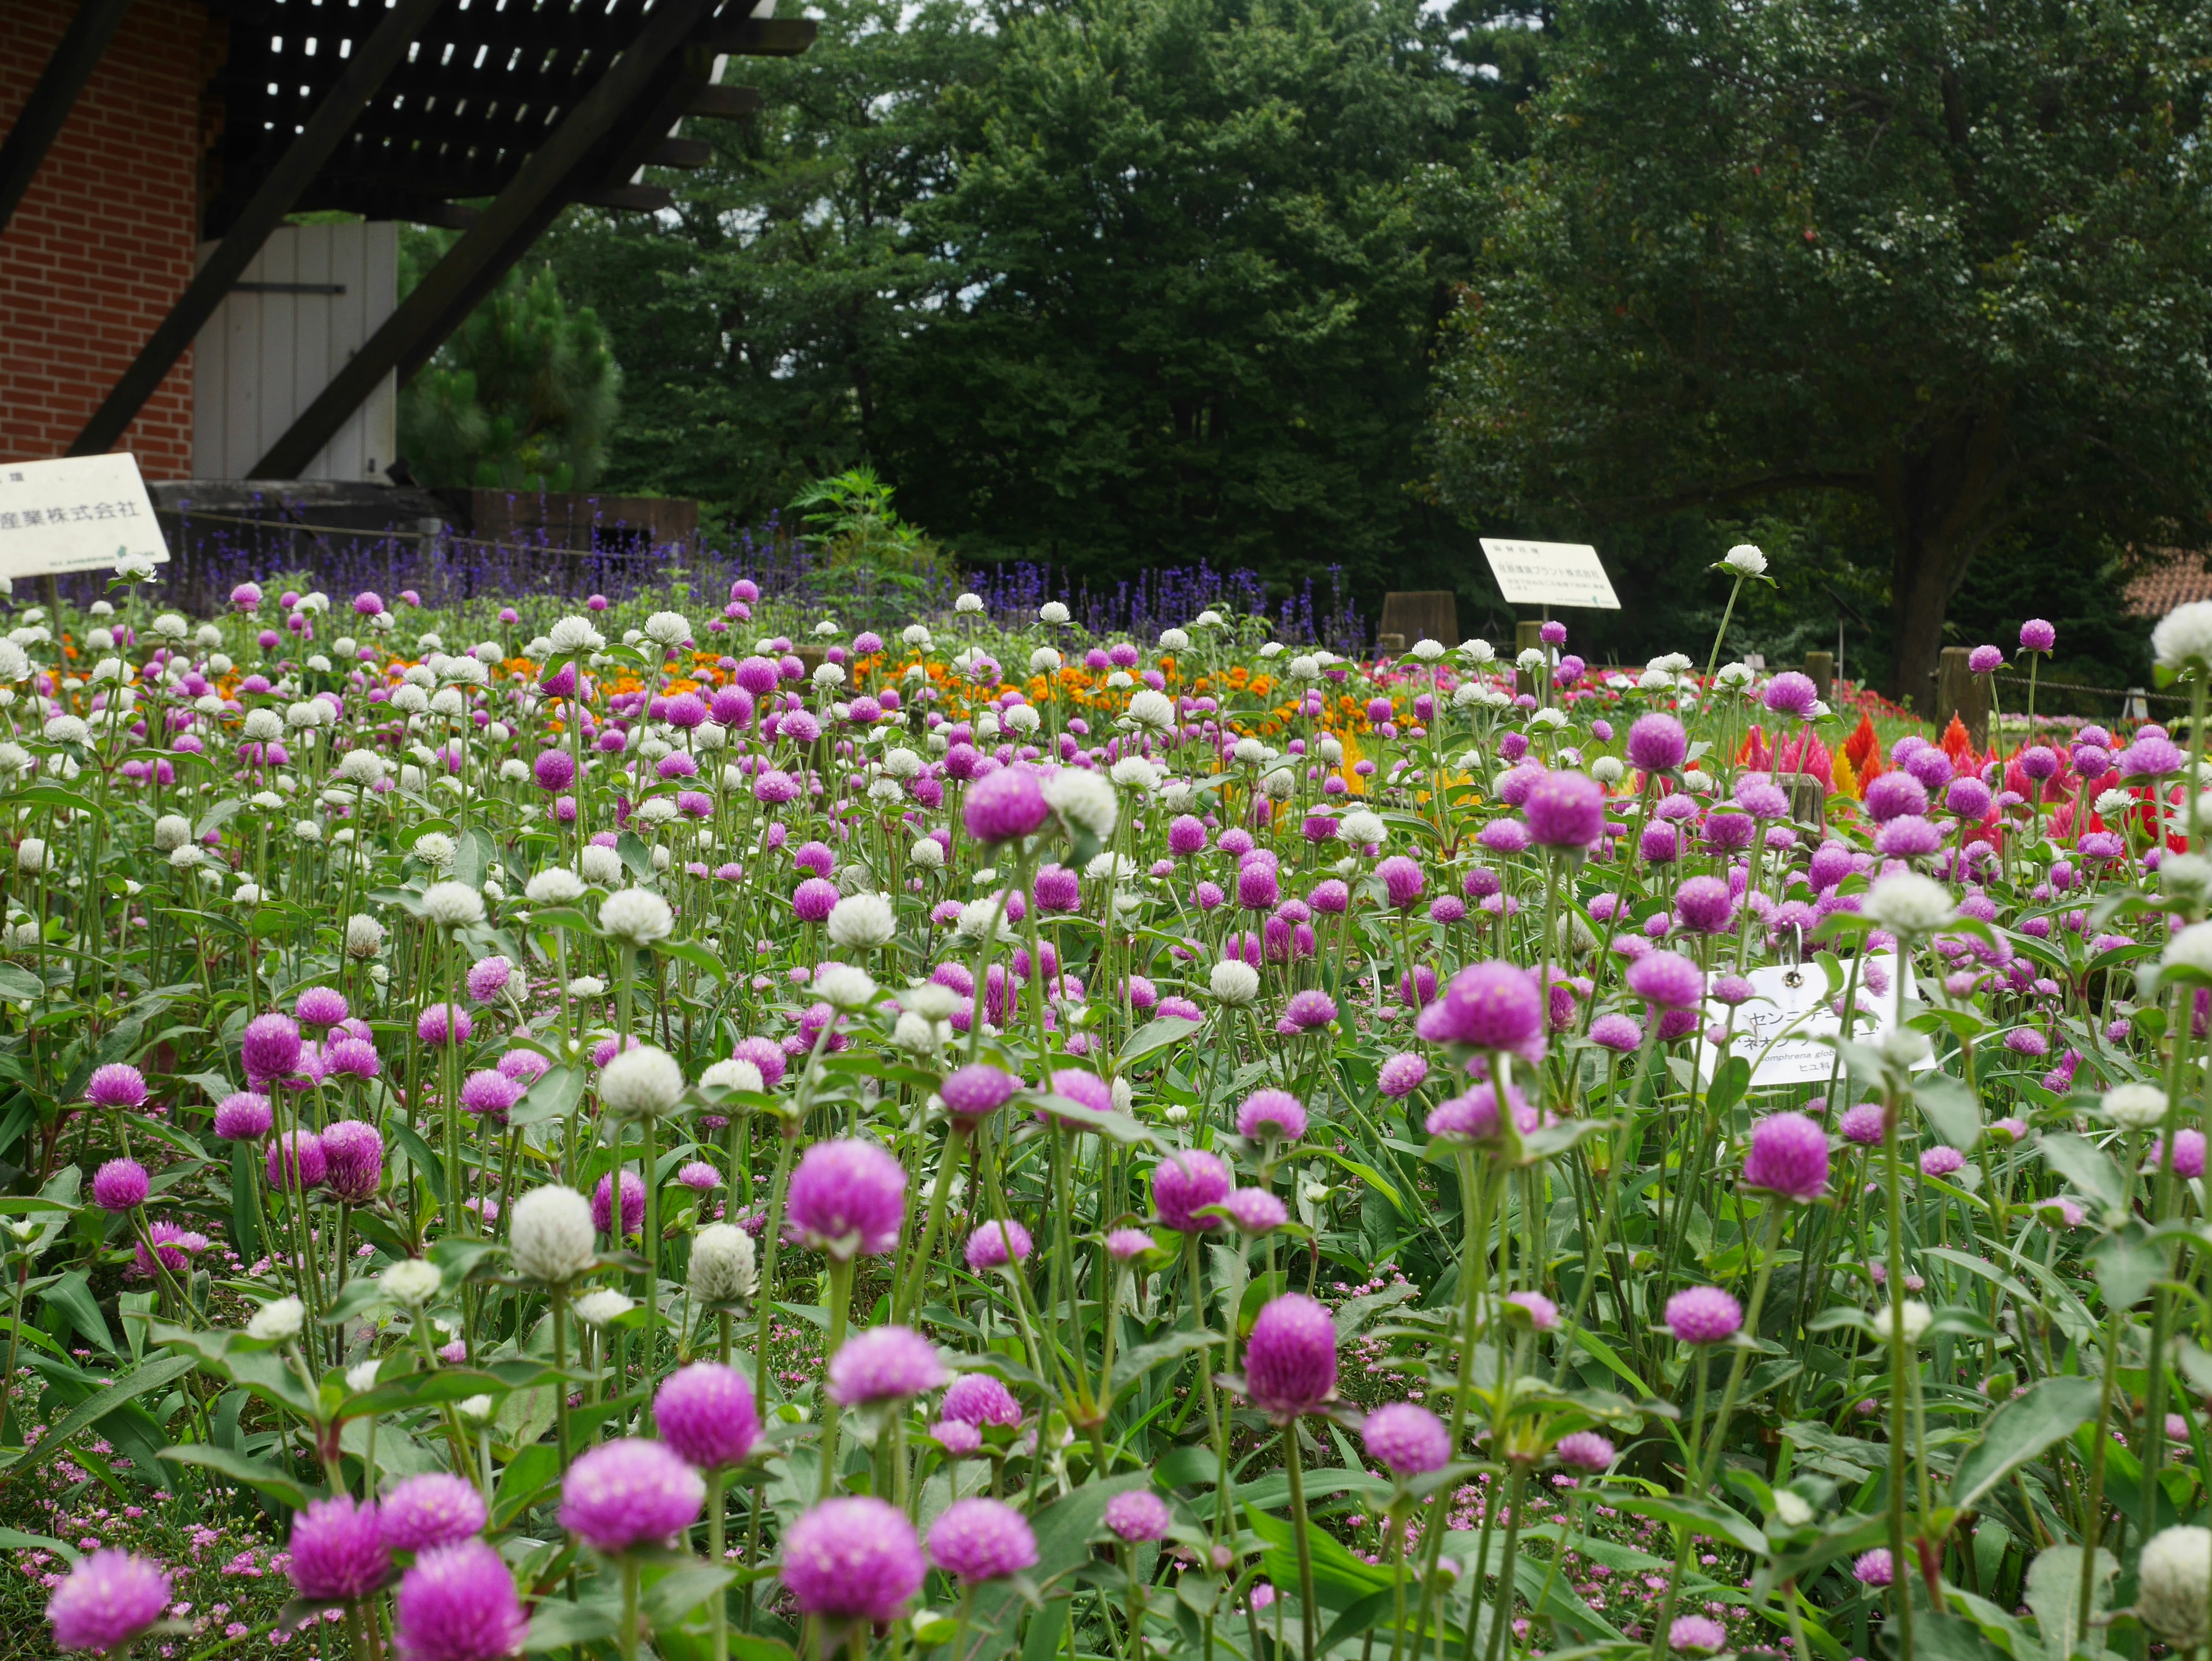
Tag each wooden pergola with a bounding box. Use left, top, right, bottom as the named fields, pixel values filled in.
left=0, top=0, right=810, bottom=477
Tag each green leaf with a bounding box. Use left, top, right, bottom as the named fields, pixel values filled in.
left=1948, top=1376, right=2101, bottom=1516
left=1108, top=1330, right=1220, bottom=1394
left=41, top=1268, right=113, bottom=1354
left=0, top=1352, right=197, bottom=1488
left=653, top=940, right=728, bottom=983
left=508, top=1064, right=585, bottom=1129
left=389, top=1118, right=446, bottom=1202
left=1915, top=1075, right=1983, bottom=1151
left=1611, top=1494, right=1767, bottom=1556
left=159, top=1442, right=313, bottom=1510
left=645, top=1565, right=737, bottom=1630
left=615, top=831, right=654, bottom=881
left=493, top=1442, right=561, bottom=1527
left=2091, top=1231, right=2163, bottom=1310
left=0, top=1525, right=79, bottom=1562
left=1119, top=1015, right=1202, bottom=1065
left=454, top=827, right=497, bottom=890
left=2040, top=1132, right=2126, bottom=1216
left=195, top=797, right=244, bottom=840
left=0, top=963, right=42, bottom=1002
left=524, top=1596, right=620, bottom=1651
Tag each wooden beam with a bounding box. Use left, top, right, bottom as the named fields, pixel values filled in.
left=69, top=0, right=445, bottom=457
left=692, top=16, right=817, bottom=54
left=249, top=0, right=725, bottom=478
left=0, top=0, right=135, bottom=238
left=647, top=136, right=711, bottom=168
left=688, top=83, right=762, bottom=119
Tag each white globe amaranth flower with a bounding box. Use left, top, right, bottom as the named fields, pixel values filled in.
left=247, top=1295, right=305, bottom=1341
left=548, top=615, right=604, bottom=654
left=1210, top=959, right=1261, bottom=1008
left=414, top=831, right=457, bottom=872
left=567, top=976, right=607, bottom=998
left=346, top=914, right=387, bottom=958
left=700, top=1058, right=766, bottom=1094
left=903, top=983, right=961, bottom=1022
left=14, top=837, right=48, bottom=876
left=2138, top=1525, right=2212, bottom=1645
left=2103, top=1083, right=2171, bottom=1130
left=881, top=746, right=923, bottom=780
left=380, top=1258, right=443, bottom=1306
left=2162, top=853, right=2212, bottom=908
left=346, top=1359, right=381, bottom=1394
left=0, top=641, right=29, bottom=682
left=2154, top=602, right=2212, bottom=673
left=239, top=708, right=282, bottom=743
left=910, top=838, right=945, bottom=871
left=527, top=868, right=588, bottom=905
left=1340, top=809, right=1387, bottom=847
left=1044, top=769, right=1119, bottom=838
left=643, top=611, right=692, bottom=648
left=1878, top=1027, right=1932, bottom=1070
left=689, top=1223, right=757, bottom=1301
left=574, top=1289, right=635, bottom=1327
left=2095, top=788, right=2134, bottom=819
left=902, top=624, right=932, bottom=647
left=1411, top=638, right=1445, bottom=662
left=1721, top=543, right=1768, bottom=577
left=599, top=887, right=674, bottom=947
left=2165, top=921, right=2212, bottom=975
left=1769, top=1489, right=1813, bottom=1528
left=422, top=880, right=486, bottom=931
left=1038, top=601, right=1070, bottom=625
left=1862, top=873, right=1955, bottom=934
left=579, top=845, right=624, bottom=887
left=1158, top=627, right=1191, bottom=652
left=816, top=963, right=878, bottom=1011
left=1878, top=1299, right=1932, bottom=1346
left=1109, top=755, right=1161, bottom=793
left=1124, top=688, right=1175, bottom=732
left=955, top=592, right=984, bottom=614
left=600, top=1043, right=686, bottom=1117
left=1029, top=647, right=1062, bottom=674
left=151, top=814, right=191, bottom=852
left=337, top=747, right=386, bottom=784
left=1590, top=756, right=1626, bottom=785
left=827, top=892, right=896, bottom=951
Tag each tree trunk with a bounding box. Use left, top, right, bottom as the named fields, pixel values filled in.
left=1877, top=403, right=2016, bottom=714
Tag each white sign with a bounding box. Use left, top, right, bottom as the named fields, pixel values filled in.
left=1479, top=538, right=1620, bottom=610
left=1696, top=952, right=1930, bottom=1088
left=0, top=455, right=168, bottom=580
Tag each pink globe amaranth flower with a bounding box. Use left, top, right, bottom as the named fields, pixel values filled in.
left=1506, top=1290, right=1559, bottom=1330
left=1672, top=876, right=1736, bottom=936
left=1521, top=771, right=1605, bottom=850
left=325, top=1037, right=382, bottom=1080
left=560, top=1439, right=704, bottom=1554
left=793, top=877, right=839, bottom=922
left=1377, top=1053, right=1429, bottom=1097
left=1104, top=1490, right=1173, bottom=1542
left=268, top=1129, right=327, bottom=1190
left=1282, top=989, right=1338, bottom=1030
left=90, top=1157, right=149, bottom=1213
left=1762, top=671, right=1819, bottom=718
left=656, top=1362, right=760, bottom=1469
left=241, top=1011, right=304, bottom=1083
left=46, top=1548, right=172, bottom=1653
left=134, top=1220, right=209, bottom=1278
left=781, top=1496, right=925, bottom=1622
left=827, top=1325, right=948, bottom=1406
left=2153, top=1129, right=2208, bottom=1179
left=1105, top=1227, right=1156, bottom=1261
left=677, top=1160, right=719, bottom=1193
left=1967, top=644, right=2003, bottom=674
left=965, top=1218, right=1033, bottom=1270
left=380, top=1473, right=490, bottom=1554
left=2020, top=618, right=2056, bottom=653
left=1152, top=1150, right=1232, bottom=1233
left=785, top=1138, right=906, bottom=1259
left=1626, top=713, right=1688, bottom=773
left=1743, top=1112, right=1830, bottom=1201
left=85, top=1062, right=148, bottom=1110
left=1362, top=1401, right=1450, bottom=1476
left=498, top=1048, right=551, bottom=1087
left=1853, top=1548, right=1894, bottom=1587
left=1919, top=1145, right=1967, bottom=1178
left=963, top=766, right=1051, bottom=845
left=1862, top=772, right=1927, bottom=824
left=322, top=1119, right=384, bottom=1204
left=465, top=956, right=514, bottom=1004
left=1376, top=855, right=1425, bottom=909
left=1589, top=1013, right=1643, bottom=1053
left=1665, top=1286, right=1743, bottom=1345
left=942, top=1372, right=1024, bottom=1428
left=1839, top=1102, right=1888, bottom=1146
left=295, top=986, right=350, bottom=1028
left=1417, top=960, right=1544, bottom=1060
left=460, top=1069, right=522, bottom=1121
left=1668, top=1614, right=1728, bottom=1655
left=927, top=1497, right=1039, bottom=1582
left=1244, top=1292, right=1338, bottom=1418
left=1426, top=1081, right=1533, bottom=1143
left=1554, top=1431, right=1615, bottom=1472
left=1237, top=1089, right=1308, bottom=1143
left=417, top=1003, right=474, bottom=1047
left=1874, top=815, right=1944, bottom=858
left=392, top=1538, right=525, bottom=1661
left=290, top=1494, right=390, bottom=1600
left=592, top=1170, right=645, bottom=1238
left=931, top=1418, right=983, bottom=1456
left=532, top=749, right=577, bottom=794
left=1223, top=1189, right=1289, bottom=1233
left=1626, top=951, right=1705, bottom=1011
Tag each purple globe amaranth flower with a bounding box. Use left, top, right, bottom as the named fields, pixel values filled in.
left=327, top=1038, right=383, bottom=1081
left=1223, top=1189, right=1290, bottom=1232
left=931, top=1419, right=983, bottom=1456
left=1554, top=1431, right=1615, bottom=1472
left=1673, top=876, right=1736, bottom=936
left=786, top=1138, right=907, bottom=1259
left=416, top=1003, right=474, bottom=1047
left=1363, top=1402, right=1450, bottom=1476
left=392, top=1538, right=526, bottom=1661
left=321, top=1119, right=383, bottom=1204
left=268, top=1129, right=327, bottom=1191
left=85, top=1062, right=148, bottom=1109
left=465, top=956, right=515, bottom=1005
left=965, top=1219, right=1033, bottom=1270
left=1417, top=960, right=1544, bottom=1061
left=942, top=1372, right=1024, bottom=1428
left=1152, top=1150, right=1232, bottom=1233
left=963, top=766, right=1051, bottom=845
left=1853, top=1548, right=1894, bottom=1587
left=1920, top=1145, right=1967, bottom=1178
left=2152, top=1129, right=2207, bottom=1179
left=1743, top=1112, right=1830, bottom=1201
left=380, top=1473, right=489, bottom=1555
left=781, top=1496, right=925, bottom=1622
left=2020, top=618, right=2056, bottom=652
left=2120, top=736, right=2184, bottom=779
left=1967, top=645, right=2005, bottom=674
left=1237, top=1089, right=1308, bottom=1143
left=1282, top=989, right=1337, bottom=1030
left=296, top=986, right=350, bottom=1028
left=90, top=1157, right=149, bottom=1213
left=1376, top=855, right=1425, bottom=909
left=927, top=1497, right=1040, bottom=1582
left=1665, top=1286, right=1744, bottom=1345
left=1105, top=1227, right=1157, bottom=1261
left=241, top=1012, right=304, bottom=1083
left=1104, top=1490, right=1173, bottom=1542
left=1522, top=771, right=1606, bottom=850
left=560, top=1439, right=704, bottom=1554
left=1862, top=772, right=1927, bottom=824
left=1626, top=713, right=1688, bottom=773
left=592, top=1170, right=645, bottom=1238
left=1762, top=671, right=1819, bottom=718
left=1427, top=1081, right=1535, bottom=1143
left=290, top=1494, right=390, bottom=1600
left=1244, top=1292, right=1338, bottom=1418
left=793, top=877, right=839, bottom=923
left=655, top=1362, right=760, bottom=1469
left=1589, top=1013, right=1643, bottom=1053
left=460, top=1070, right=522, bottom=1121
left=1626, top=951, right=1705, bottom=1010
left=1669, top=1615, right=1728, bottom=1655
left=1377, top=1053, right=1430, bottom=1096
left=1506, top=1290, right=1559, bottom=1330
left=1839, top=1102, right=1888, bottom=1145
left=828, top=1325, right=948, bottom=1405
left=46, top=1549, right=172, bottom=1654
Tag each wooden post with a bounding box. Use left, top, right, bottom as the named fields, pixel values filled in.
left=1514, top=620, right=1545, bottom=698
left=1934, top=646, right=1988, bottom=751
left=1804, top=650, right=1834, bottom=707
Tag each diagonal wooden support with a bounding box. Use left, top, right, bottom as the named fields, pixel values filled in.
left=0, top=0, right=135, bottom=239
left=68, top=0, right=447, bottom=458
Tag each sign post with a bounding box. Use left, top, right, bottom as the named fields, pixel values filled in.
left=1478, top=538, right=1620, bottom=611
left=0, top=455, right=168, bottom=584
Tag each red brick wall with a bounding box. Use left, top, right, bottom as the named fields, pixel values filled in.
left=0, top=0, right=210, bottom=478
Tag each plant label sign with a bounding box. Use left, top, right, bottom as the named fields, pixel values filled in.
left=1696, top=952, right=1931, bottom=1088
left=1478, top=538, right=1620, bottom=610
left=0, top=453, right=168, bottom=580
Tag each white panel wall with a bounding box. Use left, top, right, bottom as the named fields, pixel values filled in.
left=192, top=221, right=399, bottom=482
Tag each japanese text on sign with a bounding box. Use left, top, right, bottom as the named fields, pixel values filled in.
left=0, top=455, right=168, bottom=580
left=1478, top=538, right=1621, bottom=610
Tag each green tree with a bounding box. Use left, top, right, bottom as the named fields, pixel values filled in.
left=398, top=243, right=621, bottom=491
left=1429, top=0, right=2212, bottom=707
